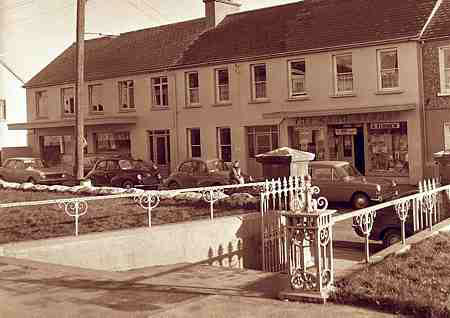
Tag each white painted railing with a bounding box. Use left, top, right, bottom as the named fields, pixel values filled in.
left=0, top=182, right=266, bottom=236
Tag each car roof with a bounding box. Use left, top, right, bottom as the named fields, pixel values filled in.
left=309, top=161, right=349, bottom=167
left=7, top=157, right=41, bottom=161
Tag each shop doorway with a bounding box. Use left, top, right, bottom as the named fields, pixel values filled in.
left=330, top=125, right=365, bottom=174
left=354, top=128, right=365, bottom=174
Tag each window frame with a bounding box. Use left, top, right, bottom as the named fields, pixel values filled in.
left=61, top=87, right=75, bottom=116
left=35, top=90, right=48, bottom=118
left=0, top=99, right=6, bottom=120
left=333, top=54, right=354, bottom=95
left=377, top=48, right=400, bottom=91
left=216, top=127, right=232, bottom=162
left=288, top=59, right=307, bottom=97
left=247, top=125, right=279, bottom=158
left=118, top=80, right=135, bottom=110
left=89, top=83, right=104, bottom=113
left=251, top=63, right=268, bottom=100
left=186, top=71, right=200, bottom=107
left=151, top=76, right=169, bottom=108
left=187, top=128, right=202, bottom=158
left=215, top=68, right=230, bottom=104
left=439, top=46, right=450, bottom=96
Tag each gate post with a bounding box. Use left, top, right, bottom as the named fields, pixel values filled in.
left=279, top=180, right=335, bottom=303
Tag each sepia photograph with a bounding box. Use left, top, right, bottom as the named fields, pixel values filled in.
left=0, top=0, right=450, bottom=317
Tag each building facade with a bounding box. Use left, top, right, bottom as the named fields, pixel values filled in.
left=11, top=0, right=448, bottom=184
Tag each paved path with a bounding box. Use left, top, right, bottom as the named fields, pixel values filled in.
left=0, top=245, right=399, bottom=318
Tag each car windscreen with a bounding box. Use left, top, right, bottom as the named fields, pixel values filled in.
left=118, top=159, right=136, bottom=170
left=23, top=160, right=45, bottom=169
left=340, top=164, right=362, bottom=177
left=206, top=160, right=227, bottom=171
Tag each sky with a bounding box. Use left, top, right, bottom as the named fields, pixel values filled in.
left=0, top=0, right=299, bottom=148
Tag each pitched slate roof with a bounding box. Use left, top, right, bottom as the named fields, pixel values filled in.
left=421, top=0, right=450, bottom=39
left=178, top=0, right=438, bottom=66
left=25, top=18, right=208, bottom=88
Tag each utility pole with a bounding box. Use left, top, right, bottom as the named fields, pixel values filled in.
left=75, top=0, right=86, bottom=181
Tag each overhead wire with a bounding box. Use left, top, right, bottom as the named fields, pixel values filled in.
left=124, top=0, right=167, bottom=25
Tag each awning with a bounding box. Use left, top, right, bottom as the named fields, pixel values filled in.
left=262, top=104, right=416, bottom=119
left=8, top=115, right=138, bottom=130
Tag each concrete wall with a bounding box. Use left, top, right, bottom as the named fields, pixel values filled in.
left=0, top=213, right=262, bottom=271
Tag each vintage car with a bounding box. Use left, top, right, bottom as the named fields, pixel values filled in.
left=0, top=157, right=69, bottom=185
left=163, top=158, right=251, bottom=189
left=353, top=190, right=417, bottom=247
left=85, top=158, right=162, bottom=189
left=309, top=161, right=398, bottom=209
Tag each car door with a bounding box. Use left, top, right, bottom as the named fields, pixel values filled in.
left=310, top=166, right=337, bottom=202
left=14, top=160, right=27, bottom=183
left=0, top=159, right=15, bottom=181
left=177, top=161, right=196, bottom=188
left=91, top=160, right=108, bottom=186
left=193, top=161, right=212, bottom=186
left=106, top=160, right=121, bottom=186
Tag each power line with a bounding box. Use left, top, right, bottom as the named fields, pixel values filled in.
left=140, top=0, right=170, bottom=23
left=124, top=0, right=167, bottom=25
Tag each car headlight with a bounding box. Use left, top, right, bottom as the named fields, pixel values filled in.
left=376, top=184, right=381, bottom=193
left=39, top=173, right=46, bottom=179
left=157, top=173, right=162, bottom=180
left=62, top=173, right=67, bottom=178
left=137, top=174, right=143, bottom=181
left=392, top=180, right=397, bottom=187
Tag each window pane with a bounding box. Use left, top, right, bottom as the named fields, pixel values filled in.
left=217, top=69, right=228, bottom=85
left=220, top=128, right=231, bottom=145
left=445, top=69, right=450, bottom=90
left=154, top=86, right=161, bottom=105
left=255, top=82, right=266, bottom=99
left=188, top=73, right=198, bottom=88
left=156, top=137, right=166, bottom=164
left=254, top=65, right=266, bottom=82
left=192, top=146, right=201, bottom=158
left=221, top=146, right=232, bottom=162
left=191, top=129, right=200, bottom=145
left=444, top=49, right=450, bottom=68
left=291, top=60, right=305, bottom=94
left=247, top=134, right=255, bottom=158
left=336, top=55, right=352, bottom=74
left=219, top=85, right=229, bottom=101
left=152, top=78, right=160, bottom=85
left=189, top=89, right=199, bottom=104
left=380, top=51, right=398, bottom=70
left=381, top=70, right=399, bottom=89
left=129, top=84, right=134, bottom=107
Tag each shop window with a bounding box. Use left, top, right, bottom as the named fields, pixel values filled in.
left=289, top=127, right=326, bottom=160
left=367, top=122, right=408, bottom=176
left=36, top=90, right=48, bottom=118
left=288, top=60, right=306, bottom=97
left=215, top=68, right=230, bottom=103
left=247, top=125, right=278, bottom=158
left=378, top=49, right=399, bottom=90
left=95, top=132, right=131, bottom=154
left=439, top=47, right=450, bottom=95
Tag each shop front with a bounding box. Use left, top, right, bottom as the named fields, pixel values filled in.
left=284, top=111, right=415, bottom=183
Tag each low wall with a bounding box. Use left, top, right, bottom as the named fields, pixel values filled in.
left=0, top=213, right=263, bottom=271
left=0, top=146, right=33, bottom=164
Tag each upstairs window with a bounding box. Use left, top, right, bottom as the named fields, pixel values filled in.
left=187, top=128, right=201, bottom=158
left=152, top=76, right=169, bottom=107
left=61, top=87, right=75, bottom=115
left=378, top=49, right=399, bottom=90
left=89, top=84, right=103, bottom=113
left=247, top=125, right=278, bottom=158
left=288, top=60, right=306, bottom=97
left=334, top=54, right=354, bottom=94
left=36, top=90, right=48, bottom=118
left=251, top=64, right=267, bottom=100
left=0, top=99, right=5, bottom=120
left=215, top=68, right=230, bottom=103
left=118, top=80, right=135, bottom=110
left=439, top=47, right=450, bottom=95
left=186, top=72, right=200, bottom=106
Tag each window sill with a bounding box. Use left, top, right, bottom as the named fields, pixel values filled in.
left=437, top=92, right=450, bottom=97
left=62, top=114, right=75, bottom=117
left=248, top=98, right=271, bottom=105
left=375, top=89, right=404, bottom=95
left=151, top=106, right=170, bottom=111
left=286, top=95, right=310, bottom=102
left=118, top=108, right=136, bottom=113
left=185, top=104, right=202, bottom=109
left=35, top=116, right=49, bottom=120
left=329, top=93, right=357, bottom=98
left=89, top=112, right=105, bottom=116
left=212, top=102, right=232, bottom=107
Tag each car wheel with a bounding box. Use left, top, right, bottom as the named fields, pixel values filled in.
left=168, top=181, right=179, bottom=190
left=122, top=180, right=134, bottom=189
left=28, top=177, right=36, bottom=184
left=382, top=229, right=401, bottom=248
left=351, top=193, right=370, bottom=210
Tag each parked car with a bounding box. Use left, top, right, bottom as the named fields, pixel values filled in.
left=352, top=189, right=417, bottom=247
left=0, top=157, right=69, bottom=185
left=309, top=161, right=398, bottom=209
left=163, top=158, right=251, bottom=189
left=85, top=158, right=162, bottom=189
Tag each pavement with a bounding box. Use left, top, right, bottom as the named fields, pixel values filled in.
left=0, top=244, right=401, bottom=318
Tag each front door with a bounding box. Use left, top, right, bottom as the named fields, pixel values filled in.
left=149, top=130, right=170, bottom=177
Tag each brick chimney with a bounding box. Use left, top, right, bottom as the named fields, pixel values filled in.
left=204, top=0, right=241, bottom=28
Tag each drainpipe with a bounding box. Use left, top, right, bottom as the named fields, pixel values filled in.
left=171, top=70, right=180, bottom=171
left=419, top=40, right=429, bottom=180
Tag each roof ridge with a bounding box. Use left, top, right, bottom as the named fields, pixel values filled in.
left=226, top=1, right=303, bottom=18
left=118, top=17, right=206, bottom=37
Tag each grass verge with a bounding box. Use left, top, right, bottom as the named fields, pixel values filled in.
left=332, top=232, right=450, bottom=318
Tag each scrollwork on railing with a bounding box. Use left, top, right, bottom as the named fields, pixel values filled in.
left=290, top=269, right=317, bottom=290
left=135, top=191, right=160, bottom=227
left=57, top=199, right=88, bottom=236
left=353, top=209, right=376, bottom=236
left=202, top=188, right=225, bottom=220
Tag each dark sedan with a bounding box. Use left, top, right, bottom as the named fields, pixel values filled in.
left=86, top=158, right=162, bottom=189
left=352, top=190, right=417, bottom=247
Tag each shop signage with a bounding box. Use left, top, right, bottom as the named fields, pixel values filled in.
left=370, top=122, right=400, bottom=130
left=335, top=128, right=357, bottom=135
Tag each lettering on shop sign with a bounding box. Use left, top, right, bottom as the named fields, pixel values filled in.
left=370, top=122, right=400, bottom=130
left=335, top=128, right=357, bottom=135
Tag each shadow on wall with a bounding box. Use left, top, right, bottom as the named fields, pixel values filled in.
left=207, top=213, right=263, bottom=271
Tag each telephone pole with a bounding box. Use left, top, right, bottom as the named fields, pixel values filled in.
left=75, top=0, right=86, bottom=181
